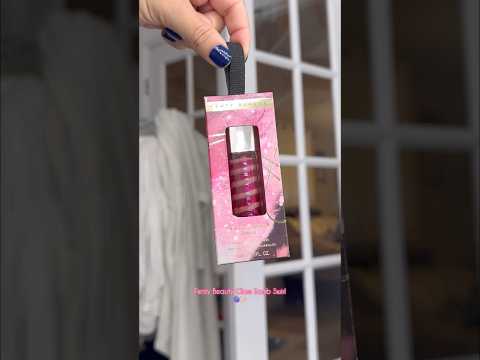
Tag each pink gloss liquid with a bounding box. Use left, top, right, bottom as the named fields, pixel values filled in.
left=226, top=126, right=266, bottom=217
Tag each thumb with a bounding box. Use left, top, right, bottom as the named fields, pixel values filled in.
left=166, top=4, right=232, bottom=68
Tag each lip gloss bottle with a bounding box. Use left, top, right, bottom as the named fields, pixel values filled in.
left=226, top=125, right=266, bottom=217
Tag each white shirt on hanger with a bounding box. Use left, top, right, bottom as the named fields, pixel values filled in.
left=139, top=109, right=220, bottom=360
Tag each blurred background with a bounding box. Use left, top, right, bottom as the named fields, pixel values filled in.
left=343, top=0, right=479, bottom=359
left=1, top=0, right=139, bottom=359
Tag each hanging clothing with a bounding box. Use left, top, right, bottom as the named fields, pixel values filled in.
left=140, top=134, right=166, bottom=335
left=139, top=109, right=220, bottom=360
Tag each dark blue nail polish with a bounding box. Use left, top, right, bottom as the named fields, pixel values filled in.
left=161, top=30, right=176, bottom=42
left=209, top=45, right=232, bottom=68
left=165, top=27, right=182, bottom=40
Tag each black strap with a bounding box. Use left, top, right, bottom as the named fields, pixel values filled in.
left=224, top=42, right=245, bottom=95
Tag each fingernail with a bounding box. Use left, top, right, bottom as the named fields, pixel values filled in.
left=209, top=45, right=232, bottom=68
left=161, top=30, right=176, bottom=42
left=165, top=27, right=182, bottom=40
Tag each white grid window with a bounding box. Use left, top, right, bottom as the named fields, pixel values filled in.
left=227, top=1, right=342, bottom=360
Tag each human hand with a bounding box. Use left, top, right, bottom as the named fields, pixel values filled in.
left=139, top=0, right=250, bottom=68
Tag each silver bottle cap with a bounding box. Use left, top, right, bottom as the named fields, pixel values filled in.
left=228, top=126, right=256, bottom=153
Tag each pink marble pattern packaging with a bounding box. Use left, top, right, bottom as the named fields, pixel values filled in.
left=204, top=92, right=290, bottom=265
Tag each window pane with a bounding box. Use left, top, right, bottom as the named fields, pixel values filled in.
left=299, top=0, right=329, bottom=66
left=166, top=60, right=186, bottom=112
left=194, top=56, right=216, bottom=111
left=392, top=0, right=467, bottom=126
left=267, top=166, right=301, bottom=263
left=255, top=0, right=290, bottom=57
left=267, top=274, right=307, bottom=360
left=308, top=168, right=340, bottom=257
left=341, top=147, right=386, bottom=358
left=341, top=0, right=373, bottom=121
left=315, top=268, right=341, bottom=359
left=400, top=150, right=477, bottom=358
left=257, top=63, right=296, bottom=155
left=304, top=75, right=335, bottom=157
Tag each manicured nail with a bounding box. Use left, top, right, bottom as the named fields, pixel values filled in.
left=161, top=30, right=176, bottom=42
left=165, top=27, right=182, bottom=40
left=209, top=45, right=232, bottom=68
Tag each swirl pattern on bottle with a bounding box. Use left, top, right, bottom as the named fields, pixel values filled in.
left=229, top=155, right=266, bottom=216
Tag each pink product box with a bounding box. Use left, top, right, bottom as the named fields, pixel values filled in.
left=204, top=92, right=290, bottom=265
